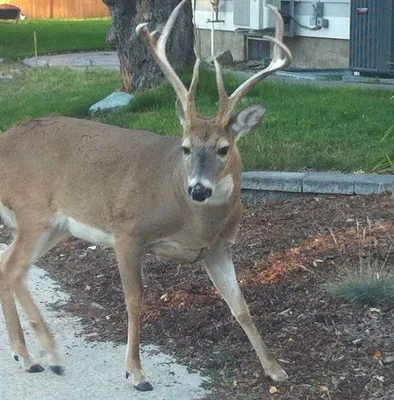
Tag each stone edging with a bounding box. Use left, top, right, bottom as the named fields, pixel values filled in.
left=242, top=171, right=394, bottom=198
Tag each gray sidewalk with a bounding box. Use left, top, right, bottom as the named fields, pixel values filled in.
left=23, top=51, right=120, bottom=70
left=0, top=264, right=208, bottom=400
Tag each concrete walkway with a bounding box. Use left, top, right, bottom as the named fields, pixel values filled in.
left=23, top=51, right=120, bottom=70
left=0, top=264, right=208, bottom=400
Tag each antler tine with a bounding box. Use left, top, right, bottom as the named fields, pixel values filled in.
left=230, top=6, right=291, bottom=103
left=136, top=0, right=189, bottom=111
left=214, top=59, right=230, bottom=123
left=187, top=57, right=200, bottom=110
left=217, top=5, right=292, bottom=125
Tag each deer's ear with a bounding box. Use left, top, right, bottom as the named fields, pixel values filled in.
left=175, top=99, right=186, bottom=127
left=228, top=104, right=266, bottom=140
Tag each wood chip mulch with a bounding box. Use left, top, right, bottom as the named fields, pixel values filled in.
left=1, top=193, right=394, bottom=399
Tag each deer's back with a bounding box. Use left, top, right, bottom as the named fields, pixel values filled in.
left=0, top=116, right=182, bottom=222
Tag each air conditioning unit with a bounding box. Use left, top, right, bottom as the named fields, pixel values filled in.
left=233, top=0, right=281, bottom=30
left=349, top=0, right=394, bottom=74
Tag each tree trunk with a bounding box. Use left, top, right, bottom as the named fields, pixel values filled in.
left=102, top=0, right=195, bottom=92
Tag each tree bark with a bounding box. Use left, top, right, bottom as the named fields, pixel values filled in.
left=102, top=0, right=195, bottom=92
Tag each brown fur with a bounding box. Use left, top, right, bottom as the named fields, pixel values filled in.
left=0, top=1, right=292, bottom=389
left=0, top=115, right=248, bottom=384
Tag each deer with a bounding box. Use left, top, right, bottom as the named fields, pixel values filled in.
left=0, top=0, right=291, bottom=392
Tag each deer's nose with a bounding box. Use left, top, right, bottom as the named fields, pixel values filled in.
left=188, top=183, right=212, bottom=202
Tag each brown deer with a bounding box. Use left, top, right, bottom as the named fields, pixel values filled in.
left=0, top=0, right=291, bottom=391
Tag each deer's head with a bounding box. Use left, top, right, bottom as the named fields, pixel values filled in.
left=137, top=1, right=291, bottom=203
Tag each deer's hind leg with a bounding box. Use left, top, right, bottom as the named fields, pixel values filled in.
left=0, top=235, right=46, bottom=372
left=0, top=245, right=42, bottom=372
left=0, top=214, right=67, bottom=374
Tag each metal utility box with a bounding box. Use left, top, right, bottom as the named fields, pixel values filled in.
left=349, top=0, right=394, bottom=74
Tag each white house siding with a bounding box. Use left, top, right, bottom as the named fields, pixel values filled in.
left=293, top=0, right=350, bottom=39
left=194, top=0, right=351, bottom=68
left=195, top=0, right=350, bottom=38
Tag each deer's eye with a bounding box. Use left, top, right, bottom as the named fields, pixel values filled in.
left=182, top=146, right=191, bottom=155
left=217, top=146, right=229, bottom=156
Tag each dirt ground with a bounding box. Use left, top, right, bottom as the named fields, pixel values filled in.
left=1, top=193, right=393, bottom=400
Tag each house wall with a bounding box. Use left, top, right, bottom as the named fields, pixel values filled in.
left=292, top=0, right=350, bottom=40
left=285, top=36, right=349, bottom=68
left=197, top=30, right=349, bottom=68
left=10, top=0, right=110, bottom=19
left=196, top=29, right=245, bottom=61
left=195, top=0, right=351, bottom=68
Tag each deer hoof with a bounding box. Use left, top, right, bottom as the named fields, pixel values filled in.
left=27, top=364, right=45, bottom=373
left=134, top=381, right=153, bottom=392
left=50, top=365, right=64, bottom=375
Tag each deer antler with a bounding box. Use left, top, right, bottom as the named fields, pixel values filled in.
left=137, top=2, right=291, bottom=128
left=216, top=5, right=292, bottom=126
left=136, top=0, right=199, bottom=123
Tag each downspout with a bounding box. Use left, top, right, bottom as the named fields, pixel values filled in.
left=210, top=7, right=215, bottom=55
left=207, top=1, right=224, bottom=56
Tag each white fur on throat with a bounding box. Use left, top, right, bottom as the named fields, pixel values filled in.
left=205, top=175, right=234, bottom=205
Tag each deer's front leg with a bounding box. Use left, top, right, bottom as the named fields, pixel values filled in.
left=114, top=238, right=153, bottom=392
left=203, top=241, right=288, bottom=382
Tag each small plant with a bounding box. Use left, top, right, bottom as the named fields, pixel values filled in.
left=324, top=219, right=394, bottom=307
left=325, top=264, right=394, bottom=306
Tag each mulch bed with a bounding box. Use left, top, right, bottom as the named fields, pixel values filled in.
left=2, top=193, right=394, bottom=399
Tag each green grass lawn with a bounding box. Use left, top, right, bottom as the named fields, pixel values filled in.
left=0, top=65, right=393, bottom=172
left=0, top=66, right=122, bottom=129
left=100, top=69, right=394, bottom=172
left=0, top=18, right=113, bottom=60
